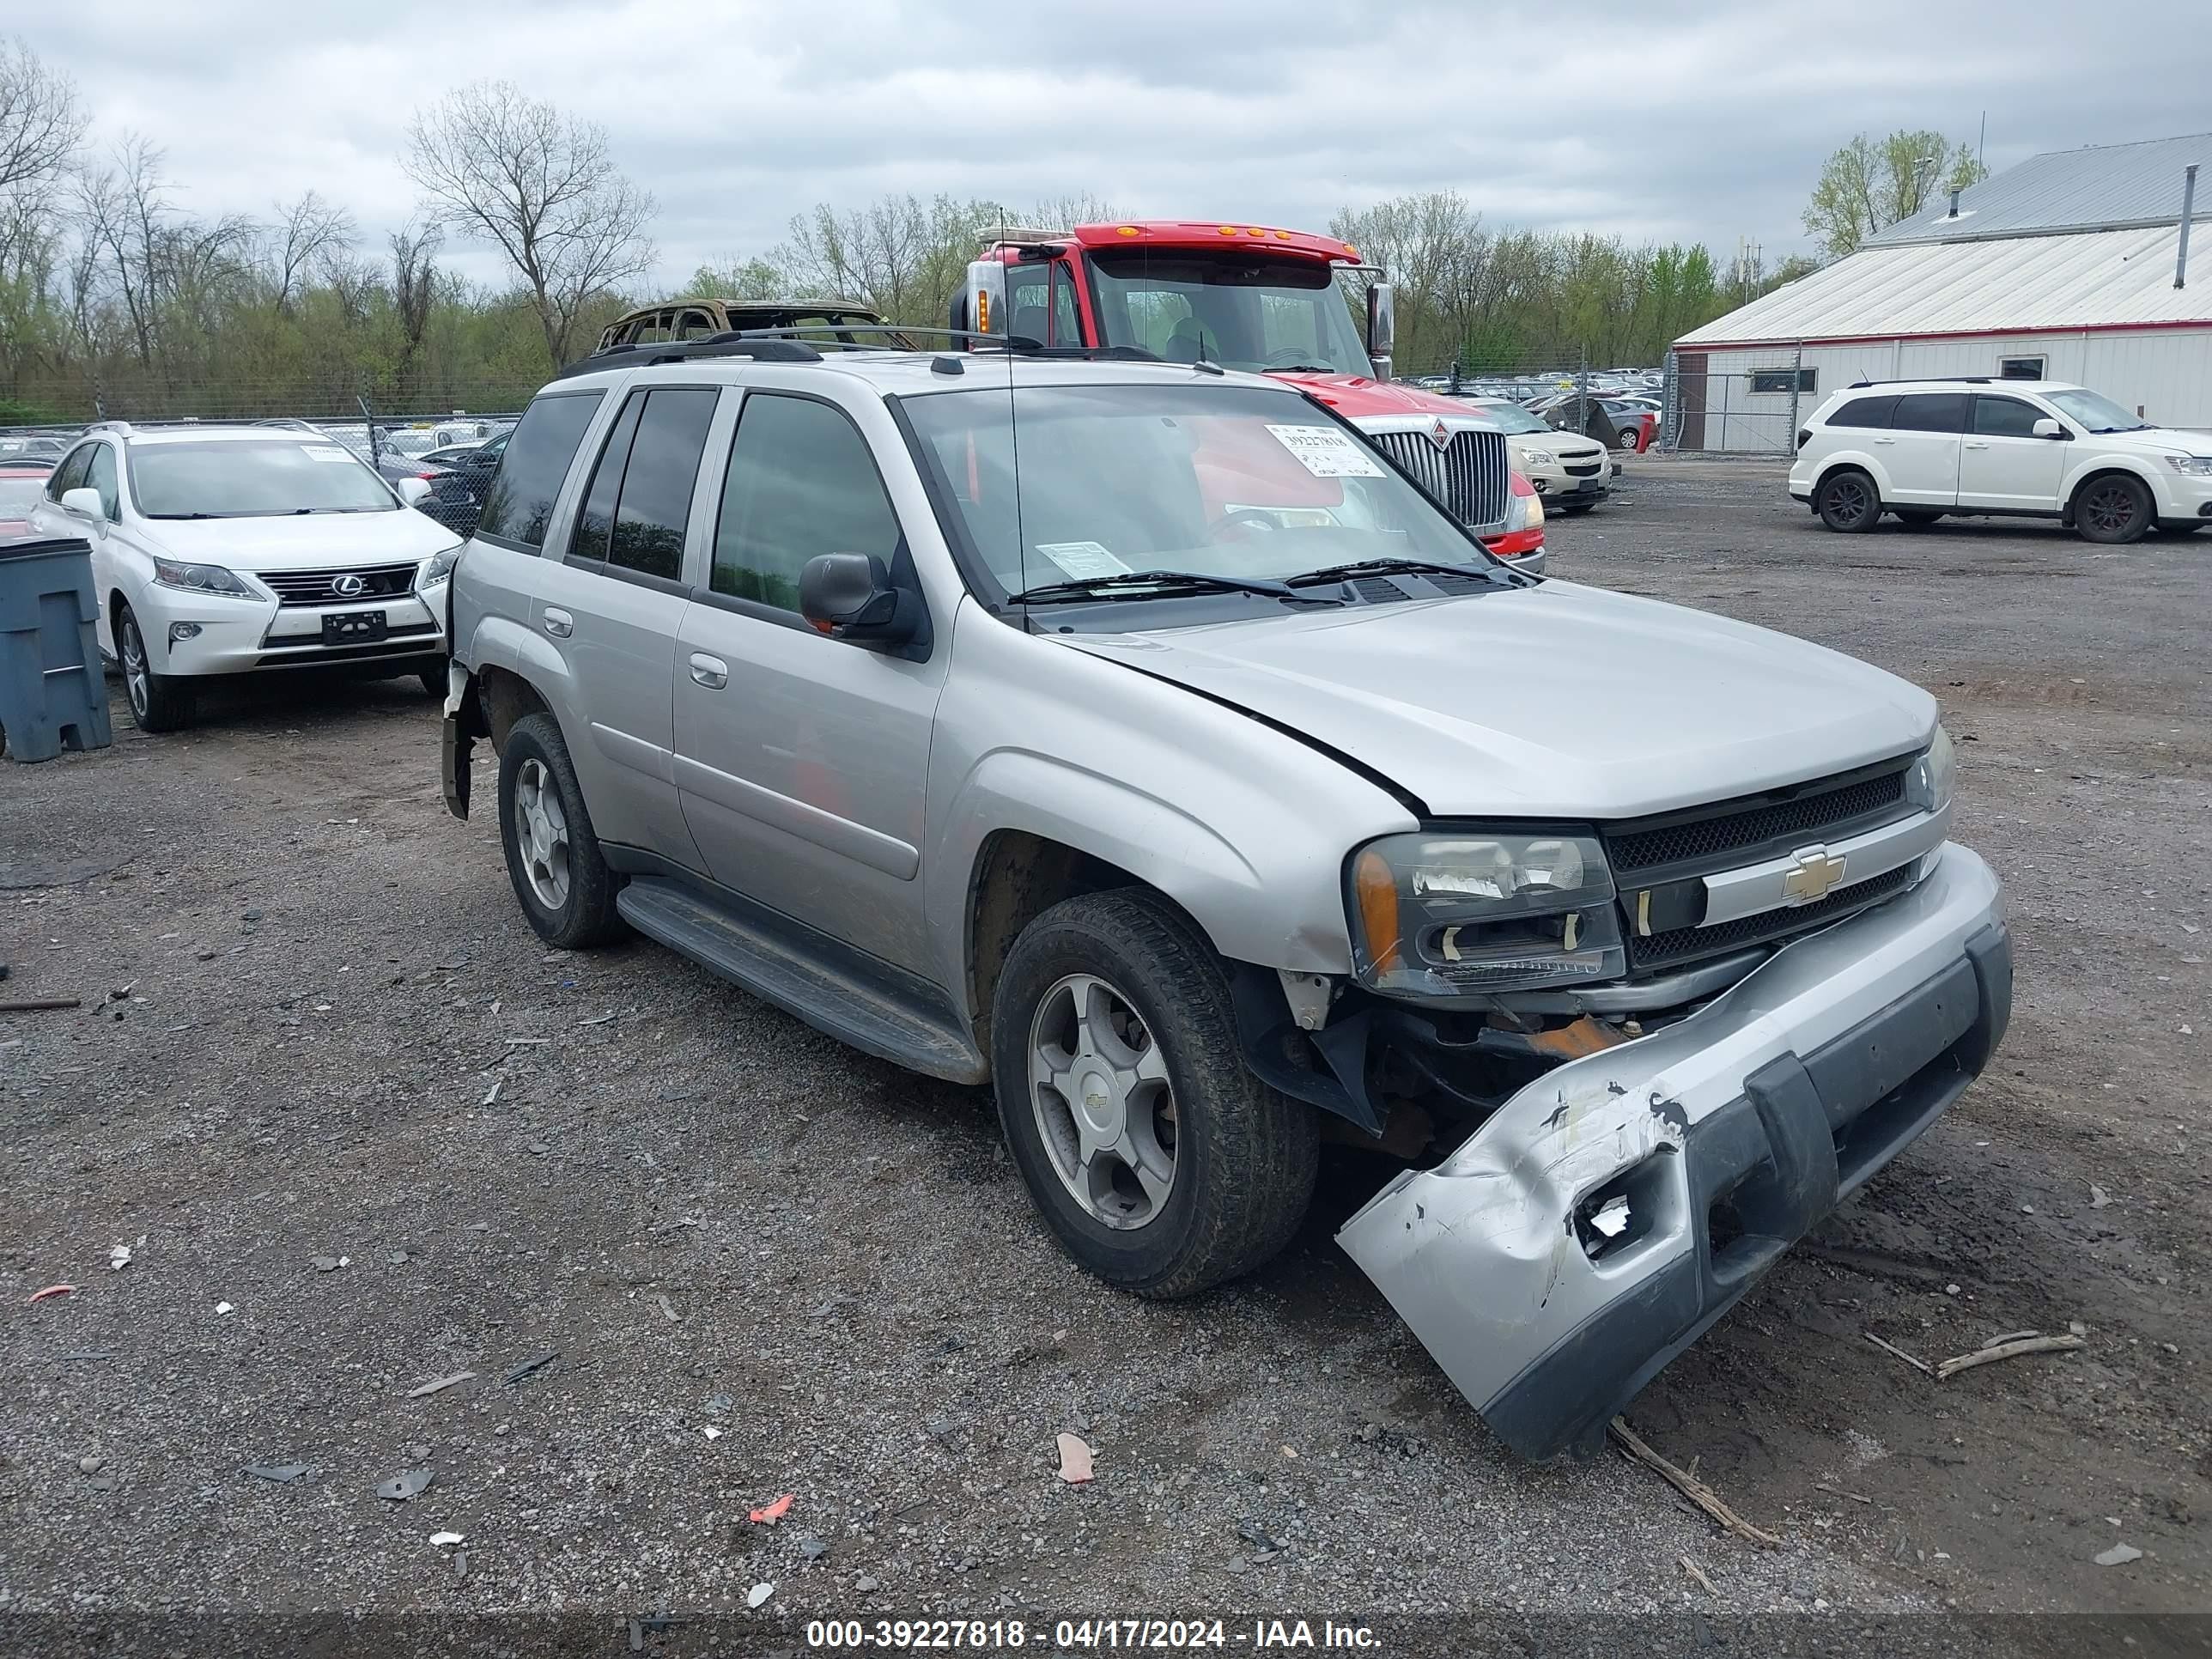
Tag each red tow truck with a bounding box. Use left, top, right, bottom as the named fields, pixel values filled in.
left=959, top=221, right=1545, bottom=568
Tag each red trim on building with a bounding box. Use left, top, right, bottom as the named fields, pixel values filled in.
left=1676, top=316, right=2212, bottom=354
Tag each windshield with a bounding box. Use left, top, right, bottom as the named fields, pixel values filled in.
left=902, top=381, right=1491, bottom=606
left=1474, top=402, right=1554, bottom=434
left=0, top=476, right=47, bottom=515
left=1086, top=251, right=1372, bottom=375
left=131, top=441, right=398, bottom=518
left=2045, top=388, right=2149, bottom=433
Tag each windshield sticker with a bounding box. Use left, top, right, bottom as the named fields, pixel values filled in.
left=1266, top=424, right=1384, bottom=478
left=1036, top=541, right=1132, bottom=580
left=301, top=446, right=356, bottom=463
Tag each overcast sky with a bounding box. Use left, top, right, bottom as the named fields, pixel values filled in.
left=33, top=0, right=2212, bottom=292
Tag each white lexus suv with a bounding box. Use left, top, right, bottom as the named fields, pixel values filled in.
left=30, top=421, right=465, bottom=731
left=1790, top=378, right=2212, bottom=544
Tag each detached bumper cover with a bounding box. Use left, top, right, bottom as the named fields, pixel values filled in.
left=1338, top=842, right=2009, bottom=1461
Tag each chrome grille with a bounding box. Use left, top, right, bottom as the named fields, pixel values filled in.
left=1606, top=765, right=1911, bottom=876
left=1365, top=427, right=1511, bottom=528
left=1626, top=866, right=1914, bottom=972
left=258, top=562, right=419, bottom=607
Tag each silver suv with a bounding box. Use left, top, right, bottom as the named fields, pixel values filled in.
left=440, top=340, right=2011, bottom=1460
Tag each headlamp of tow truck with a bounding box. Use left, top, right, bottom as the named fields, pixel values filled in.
left=1348, top=831, right=1624, bottom=997
left=1905, top=725, right=1956, bottom=815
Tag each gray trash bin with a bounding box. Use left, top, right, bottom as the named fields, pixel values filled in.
left=0, top=529, right=113, bottom=763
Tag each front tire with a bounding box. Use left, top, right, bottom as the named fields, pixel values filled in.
left=1894, top=509, right=1943, bottom=527
left=115, top=602, right=196, bottom=732
left=1816, top=467, right=1881, bottom=533
left=496, top=712, right=624, bottom=948
left=990, top=890, right=1317, bottom=1298
left=2075, top=473, right=2153, bottom=544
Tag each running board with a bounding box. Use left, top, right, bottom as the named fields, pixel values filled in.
left=615, top=877, right=988, bottom=1084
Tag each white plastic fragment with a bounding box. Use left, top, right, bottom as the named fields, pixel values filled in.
left=429, top=1531, right=465, bottom=1547
left=108, top=1244, right=131, bottom=1271
left=215, top=1301, right=234, bottom=1315
left=747, top=1583, right=775, bottom=1608
left=1589, top=1194, right=1631, bottom=1238
left=2095, top=1543, right=2143, bottom=1566
left=701, top=1425, right=723, bottom=1441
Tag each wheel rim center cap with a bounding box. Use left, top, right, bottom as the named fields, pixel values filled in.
left=1073, top=1066, right=1120, bottom=1134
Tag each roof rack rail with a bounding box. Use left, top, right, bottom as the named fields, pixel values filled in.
left=1844, top=375, right=2000, bottom=389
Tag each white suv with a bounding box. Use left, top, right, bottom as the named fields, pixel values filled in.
left=1789, top=378, right=2212, bottom=544
left=30, top=421, right=465, bottom=731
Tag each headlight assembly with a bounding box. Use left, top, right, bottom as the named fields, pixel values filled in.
left=150, top=558, right=257, bottom=599
left=2160, top=454, right=2212, bottom=477
left=420, top=543, right=465, bottom=586
left=1348, top=830, right=1624, bottom=997
left=1905, top=725, right=1956, bottom=815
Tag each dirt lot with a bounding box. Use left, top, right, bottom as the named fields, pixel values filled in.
left=3, top=457, right=2207, bottom=1635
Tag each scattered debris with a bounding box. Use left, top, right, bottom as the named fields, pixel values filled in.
left=855, top=1575, right=881, bottom=1593
left=215, top=1301, right=234, bottom=1316
left=1935, top=1333, right=2085, bottom=1381
left=799, top=1535, right=830, bottom=1560
left=481, top=1076, right=503, bottom=1107
left=579, top=1012, right=618, bottom=1026
left=501, top=1352, right=558, bottom=1385
left=78, top=1453, right=106, bottom=1474
left=107, top=1243, right=131, bottom=1272
left=428, top=1531, right=465, bottom=1547
left=1608, top=1419, right=1780, bottom=1549
left=2091, top=1184, right=2111, bottom=1209
left=388, top=1251, right=409, bottom=1266
left=747, top=1583, right=775, bottom=1610
left=1813, top=1483, right=1873, bottom=1505
left=1679, top=1554, right=1720, bottom=1596
left=27, top=1284, right=75, bottom=1304
left=0, top=996, right=81, bottom=1012
left=701, top=1425, right=723, bottom=1442
left=1057, top=1431, right=1095, bottom=1485
left=526, top=1141, right=549, bottom=1157
left=245, top=1463, right=310, bottom=1484
left=504, top=1036, right=549, bottom=1046
left=749, top=1492, right=795, bottom=1525
left=404, top=1370, right=475, bottom=1399
left=703, top=1392, right=733, bottom=1416
left=2069, top=1320, right=2088, bottom=1337
left=2095, top=1543, right=2144, bottom=1567
left=453, top=1552, right=468, bottom=1580
left=1864, top=1332, right=1934, bottom=1376
left=311, top=1255, right=348, bottom=1273
left=374, top=1469, right=434, bottom=1502
left=653, top=1294, right=680, bottom=1323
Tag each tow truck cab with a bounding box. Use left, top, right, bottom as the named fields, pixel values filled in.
left=958, top=222, right=1546, bottom=566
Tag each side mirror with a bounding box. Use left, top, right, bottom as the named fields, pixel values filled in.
left=61, top=486, right=106, bottom=521
left=964, top=258, right=1008, bottom=343
left=397, top=477, right=432, bottom=505
left=2031, top=416, right=2066, bottom=440
left=799, top=552, right=926, bottom=653
left=1364, top=282, right=1395, bottom=380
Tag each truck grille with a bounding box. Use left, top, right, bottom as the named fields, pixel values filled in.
left=1626, top=865, right=1915, bottom=972
left=1364, top=427, right=1511, bottom=529
left=259, top=562, right=419, bottom=607
left=1605, top=761, right=1912, bottom=877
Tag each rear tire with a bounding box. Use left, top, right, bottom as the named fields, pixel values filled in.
left=990, top=889, right=1317, bottom=1299
left=115, top=603, right=196, bottom=732
left=496, top=711, right=624, bottom=948
left=2074, top=473, right=2154, bottom=545
left=1815, top=468, right=1881, bottom=533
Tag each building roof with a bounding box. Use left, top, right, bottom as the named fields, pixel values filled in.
left=1868, top=131, right=2212, bottom=247
left=1675, top=222, right=2212, bottom=349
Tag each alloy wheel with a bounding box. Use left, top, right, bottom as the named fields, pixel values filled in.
left=2081, top=481, right=2141, bottom=538
left=513, top=757, right=572, bottom=910
left=119, top=615, right=149, bottom=720
left=1028, top=973, right=1179, bottom=1230
left=1825, top=475, right=1872, bottom=528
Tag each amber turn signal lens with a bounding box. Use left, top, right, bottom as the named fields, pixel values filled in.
left=1354, top=849, right=1402, bottom=973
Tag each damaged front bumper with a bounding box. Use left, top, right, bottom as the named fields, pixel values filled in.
left=1338, top=842, right=2010, bottom=1461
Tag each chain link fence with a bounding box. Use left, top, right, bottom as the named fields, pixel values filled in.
left=1657, top=344, right=1810, bottom=455
left=1389, top=343, right=1665, bottom=454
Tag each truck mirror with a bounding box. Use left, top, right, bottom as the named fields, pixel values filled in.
left=1365, top=282, right=1395, bottom=380
left=965, top=258, right=1008, bottom=344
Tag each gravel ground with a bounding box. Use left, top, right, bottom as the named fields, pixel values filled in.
left=3, top=458, right=2206, bottom=1638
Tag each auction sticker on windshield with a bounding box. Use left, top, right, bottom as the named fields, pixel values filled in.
left=301, top=447, right=357, bottom=463
left=1267, top=424, right=1384, bottom=478
left=1036, top=541, right=1133, bottom=579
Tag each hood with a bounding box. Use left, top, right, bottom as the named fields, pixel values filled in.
left=1267, top=372, right=1503, bottom=426
left=2120, top=425, right=2212, bottom=458
left=143, top=508, right=458, bottom=571
left=1064, top=582, right=1935, bottom=819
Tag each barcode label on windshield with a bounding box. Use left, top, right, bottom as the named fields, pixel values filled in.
left=1036, top=541, right=1132, bottom=579
left=1267, top=424, right=1384, bottom=478
left=301, top=446, right=356, bottom=463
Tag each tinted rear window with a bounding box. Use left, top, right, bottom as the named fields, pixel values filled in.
left=1826, top=395, right=1896, bottom=429
left=1892, top=393, right=1967, bottom=433
left=477, top=391, right=604, bottom=550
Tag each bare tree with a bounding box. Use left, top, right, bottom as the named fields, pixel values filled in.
left=267, top=189, right=356, bottom=314
left=403, top=82, right=655, bottom=366
left=0, top=35, right=85, bottom=198
left=1802, top=129, right=1990, bottom=260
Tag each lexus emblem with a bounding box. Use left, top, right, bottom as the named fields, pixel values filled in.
left=1427, top=418, right=1454, bottom=451
left=332, top=573, right=367, bottom=598
left=1782, top=847, right=1849, bottom=904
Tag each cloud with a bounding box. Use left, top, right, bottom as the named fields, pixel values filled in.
left=30, top=0, right=2212, bottom=293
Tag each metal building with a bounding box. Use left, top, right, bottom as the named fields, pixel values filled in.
left=1670, top=132, right=2212, bottom=452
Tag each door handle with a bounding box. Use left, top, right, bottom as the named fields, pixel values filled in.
left=689, top=653, right=729, bottom=690
left=1964, top=441, right=1990, bottom=449
left=1872, top=436, right=1895, bottom=445
left=543, top=608, right=574, bottom=639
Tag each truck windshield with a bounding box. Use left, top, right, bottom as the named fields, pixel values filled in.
left=902, top=380, right=1492, bottom=607
left=1086, top=252, right=1373, bottom=377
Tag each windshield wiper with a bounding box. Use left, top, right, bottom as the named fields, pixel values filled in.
left=145, top=512, right=216, bottom=520
left=1008, top=569, right=1340, bottom=606
left=1285, top=556, right=1507, bottom=589
left=1268, top=363, right=1340, bottom=374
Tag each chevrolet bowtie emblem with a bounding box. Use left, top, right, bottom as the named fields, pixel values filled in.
left=1782, top=847, right=1848, bottom=903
